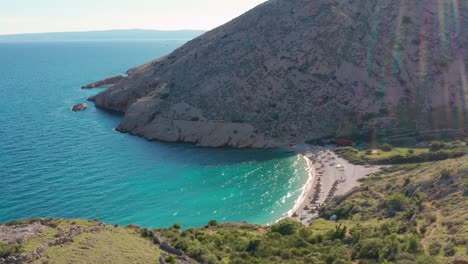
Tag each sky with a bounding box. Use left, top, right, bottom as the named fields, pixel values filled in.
left=0, top=0, right=268, bottom=35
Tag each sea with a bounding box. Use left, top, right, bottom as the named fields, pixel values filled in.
left=0, top=40, right=309, bottom=228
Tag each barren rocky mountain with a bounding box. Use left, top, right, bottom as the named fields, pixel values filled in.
left=87, top=0, right=468, bottom=148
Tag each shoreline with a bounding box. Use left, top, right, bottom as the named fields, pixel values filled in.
left=290, top=147, right=384, bottom=224
left=287, top=154, right=316, bottom=218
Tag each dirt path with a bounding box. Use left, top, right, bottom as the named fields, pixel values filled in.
left=420, top=202, right=442, bottom=252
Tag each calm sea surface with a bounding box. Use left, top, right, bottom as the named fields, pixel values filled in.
left=0, top=40, right=308, bottom=228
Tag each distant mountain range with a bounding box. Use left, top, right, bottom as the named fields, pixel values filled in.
left=0, top=29, right=206, bottom=42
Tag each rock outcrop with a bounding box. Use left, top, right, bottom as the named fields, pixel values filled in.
left=72, top=103, right=87, bottom=112
left=87, top=0, right=468, bottom=148
left=82, top=75, right=125, bottom=89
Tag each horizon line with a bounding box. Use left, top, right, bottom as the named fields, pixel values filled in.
left=0, top=28, right=208, bottom=37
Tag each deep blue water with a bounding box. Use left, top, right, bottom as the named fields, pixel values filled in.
left=0, top=41, right=308, bottom=228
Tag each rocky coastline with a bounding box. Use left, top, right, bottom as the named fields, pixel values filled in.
left=81, top=75, right=125, bottom=89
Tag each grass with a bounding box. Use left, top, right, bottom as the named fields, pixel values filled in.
left=366, top=147, right=428, bottom=159
left=39, top=226, right=160, bottom=264
left=335, top=141, right=467, bottom=165
left=0, top=219, right=161, bottom=264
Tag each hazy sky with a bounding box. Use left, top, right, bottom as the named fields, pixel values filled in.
left=0, top=0, right=268, bottom=35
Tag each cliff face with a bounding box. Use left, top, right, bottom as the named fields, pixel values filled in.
left=89, top=0, right=468, bottom=148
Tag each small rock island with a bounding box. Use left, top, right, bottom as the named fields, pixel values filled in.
left=72, top=103, right=87, bottom=112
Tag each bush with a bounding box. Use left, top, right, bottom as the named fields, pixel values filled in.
left=380, top=144, right=393, bottom=152
left=405, top=235, right=420, bottom=253
left=246, top=239, right=261, bottom=252
left=428, top=242, right=441, bottom=256
left=0, top=242, right=21, bottom=258
left=386, top=194, right=412, bottom=215
left=208, top=220, right=218, bottom=227
left=334, top=147, right=367, bottom=165
left=445, top=140, right=465, bottom=149
left=175, top=239, right=190, bottom=252
left=172, top=223, right=182, bottom=230
left=407, top=149, right=414, bottom=154
left=429, top=141, right=445, bottom=151
left=415, top=255, right=437, bottom=264
left=140, top=228, right=153, bottom=237
left=165, top=255, right=177, bottom=264
left=439, top=169, right=454, bottom=183
left=271, top=218, right=301, bottom=236
left=327, top=224, right=347, bottom=240
left=443, top=242, right=456, bottom=256
left=353, top=238, right=384, bottom=259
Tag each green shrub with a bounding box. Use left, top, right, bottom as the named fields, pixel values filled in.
left=327, top=224, right=347, bottom=240
left=428, top=242, right=441, bottom=256
left=175, top=239, right=190, bottom=252
left=172, top=223, right=182, bottom=230
left=246, top=239, right=261, bottom=252
left=165, top=255, right=177, bottom=264
left=405, top=235, right=421, bottom=253
left=380, top=144, right=393, bottom=152
left=429, top=141, right=445, bottom=151
left=439, top=169, right=454, bottom=183
left=353, top=238, right=384, bottom=259
left=208, top=220, right=218, bottom=227
left=271, top=218, right=301, bottom=236
left=415, top=255, right=437, bottom=264
left=443, top=242, right=456, bottom=256
left=140, top=228, right=153, bottom=237
left=335, top=147, right=367, bottom=165
left=386, top=194, right=412, bottom=215
left=396, top=252, right=416, bottom=263
left=0, top=242, right=21, bottom=258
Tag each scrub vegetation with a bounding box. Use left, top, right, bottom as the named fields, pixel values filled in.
left=1, top=157, right=466, bottom=264
left=335, top=140, right=467, bottom=165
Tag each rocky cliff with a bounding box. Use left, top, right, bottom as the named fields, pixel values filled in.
left=88, top=0, right=468, bottom=148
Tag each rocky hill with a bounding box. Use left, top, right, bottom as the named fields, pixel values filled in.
left=88, top=0, right=468, bottom=148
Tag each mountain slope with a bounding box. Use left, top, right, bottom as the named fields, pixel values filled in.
left=89, top=0, right=468, bottom=148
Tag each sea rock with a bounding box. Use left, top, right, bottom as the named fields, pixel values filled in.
left=86, top=0, right=468, bottom=148
left=72, top=103, right=87, bottom=112
left=81, top=75, right=125, bottom=89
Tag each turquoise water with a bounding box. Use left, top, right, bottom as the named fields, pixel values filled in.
left=0, top=41, right=308, bottom=228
